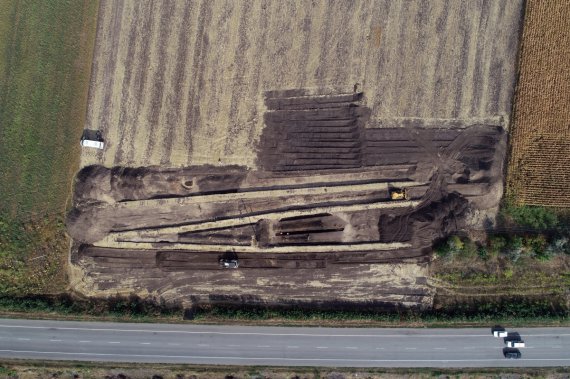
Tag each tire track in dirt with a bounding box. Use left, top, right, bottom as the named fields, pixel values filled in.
left=195, top=1, right=241, bottom=165
left=245, top=2, right=271, bottom=153
left=314, top=0, right=334, bottom=84
left=170, top=0, right=201, bottom=167
left=131, top=0, right=165, bottom=166
left=373, top=0, right=404, bottom=117
left=404, top=1, right=427, bottom=115
left=476, top=1, right=501, bottom=119
left=294, top=3, right=313, bottom=87
left=183, top=0, right=213, bottom=165
left=302, top=2, right=326, bottom=88
left=469, top=2, right=491, bottom=116
left=102, top=1, right=140, bottom=168
left=123, top=0, right=155, bottom=165
left=113, top=1, right=143, bottom=164
left=159, top=1, right=194, bottom=166
left=143, top=0, right=176, bottom=163
left=425, top=1, right=448, bottom=118
left=450, top=1, right=469, bottom=118
left=439, top=1, right=464, bottom=118
left=328, top=0, right=359, bottom=86
left=458, top=2, right=482, bottom=118
left=224, top=0, right=253, bottom=156
left=96, top=0, right=125, bottom=165
left=97, top=1, right=132, bottom=164
left=82, top=0, right=106, bottom=133
left=421, top=2, right=449, bottom=118
left=352, top=1, right=373, bottom=89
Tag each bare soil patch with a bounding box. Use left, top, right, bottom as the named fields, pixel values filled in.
left=69, top=94, right=506, bottom=310
left=70, top=1, right=525, bottom=310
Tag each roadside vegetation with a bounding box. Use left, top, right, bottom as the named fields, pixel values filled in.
left=2, top=360, right=566, bottom=379
left=0, top=0, right=99, bottom=294
left=431, top=202, right=570, bottom=317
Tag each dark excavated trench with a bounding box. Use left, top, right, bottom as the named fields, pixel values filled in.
left=68, top=91, right=506, bottom=310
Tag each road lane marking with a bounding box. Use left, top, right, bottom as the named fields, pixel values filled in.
left=286, top=346, right=299, bottom=349
left=49, top=340, right=62, bottom=342
left=316, top=347, right=328, bottom=349
left=1, top=349, right=570, bottom=363
left=405, top=347, right=417, bottom=350
left=79, top=341, right=91, bottom=343
left=375, top=347, right=385, bottom=350
left=139, top=343, right=151, bottom=345
left=108, top=342, right=121, bottom=344
left=167, top=343, right=180, bottom=346
left=3, top=324, right=566, bottom=338
left=197, top=344, right=209, bottom=347
left=17, top=338, right=30, bottom=341
left=227, top=345, right=241, bottom=347
left=434, top=348, right=447, bottom=350
left=345, top=347, right=358, bottom=349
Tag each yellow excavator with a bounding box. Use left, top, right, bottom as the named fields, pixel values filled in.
left=390, top=188, right=410, bottom=200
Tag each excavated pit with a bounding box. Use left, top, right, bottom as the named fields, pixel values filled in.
left=68, top=91, right=506, bottom=310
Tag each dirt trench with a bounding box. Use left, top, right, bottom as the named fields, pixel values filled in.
left=69, top=91, right=506, bottom=310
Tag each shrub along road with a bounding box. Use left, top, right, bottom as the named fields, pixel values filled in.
left=0, top=319, right=568, bottom=367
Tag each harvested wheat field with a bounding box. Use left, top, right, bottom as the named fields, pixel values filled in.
left=69, top=0, right=525, bottom=310
left=508, top=0, right=570, bottom=207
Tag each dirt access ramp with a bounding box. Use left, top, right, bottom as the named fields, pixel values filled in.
left=81, top=0, right=523, bottom=169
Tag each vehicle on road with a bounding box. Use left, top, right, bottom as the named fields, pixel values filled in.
left=506, top=340, right=525, bottom=348
left=503, top=348, right=522, bottom=359
left=504, top=332, right=523, bottom=347
left=492, top=325, right=507, bottom=338
left=220, top=259, right=239, bottom=269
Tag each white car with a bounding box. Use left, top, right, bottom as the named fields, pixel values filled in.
left=506, top=340, right=525, bottom=348
left=492, top=326, right=507, bottom=338
left=493, top=330, right=508, bottom=338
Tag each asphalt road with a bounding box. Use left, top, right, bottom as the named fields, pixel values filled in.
left=0, top=319, right=568, bottom=367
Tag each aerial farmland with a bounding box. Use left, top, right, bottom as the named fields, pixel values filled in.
left=67, top=0, right=526, bottom=310
left=507, top=0, right=570, bottom=208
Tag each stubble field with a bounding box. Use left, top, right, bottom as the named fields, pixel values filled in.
left=83, top=0, right=523, bottom=169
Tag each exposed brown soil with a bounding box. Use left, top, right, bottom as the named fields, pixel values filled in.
left=70, top=0, right=525, bottom=310
left=69, top=93, right=506, bottom=310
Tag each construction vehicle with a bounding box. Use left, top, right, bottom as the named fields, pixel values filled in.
left=390, top=188, right=410, bottom=200
left=219, top=259, right=239, bottom=269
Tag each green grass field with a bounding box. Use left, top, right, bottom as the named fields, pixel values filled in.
left=0, top=0, right=98, bottom=294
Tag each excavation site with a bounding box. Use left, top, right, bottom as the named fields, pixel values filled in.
left=68, top=0, right=524, bottom=311
left=69, top=91, right=506, bottom=310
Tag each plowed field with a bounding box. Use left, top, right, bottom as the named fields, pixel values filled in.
left=508, top=0, right=570, bottom=207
